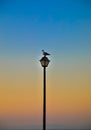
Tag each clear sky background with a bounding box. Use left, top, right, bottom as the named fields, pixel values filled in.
left=0, top=0, right=91, bottom=129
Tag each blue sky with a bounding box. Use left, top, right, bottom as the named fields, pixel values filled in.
left=0, top=0, right=91, bottom=57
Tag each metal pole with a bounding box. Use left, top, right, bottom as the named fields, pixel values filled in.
left=43, top=66, right=46, bottom=130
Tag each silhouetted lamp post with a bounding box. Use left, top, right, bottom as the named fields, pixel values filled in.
left=40, top=52, right=50, bottom=130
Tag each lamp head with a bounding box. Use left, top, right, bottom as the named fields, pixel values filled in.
left=40, top=56, right=50, bottom=67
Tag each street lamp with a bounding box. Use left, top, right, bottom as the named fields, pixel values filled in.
left=40, top=51, right=50, bottom=130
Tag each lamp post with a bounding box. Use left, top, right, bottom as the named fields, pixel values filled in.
left=40, top=54, right=50, bottom=130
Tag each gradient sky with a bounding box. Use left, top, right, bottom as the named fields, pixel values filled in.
left=0, top=0, right=91, bottom=129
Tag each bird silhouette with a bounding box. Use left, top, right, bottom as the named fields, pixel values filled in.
left=42, top=50, right=50, bottom=56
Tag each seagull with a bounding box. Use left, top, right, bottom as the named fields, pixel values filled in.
left=42, top=50, right=50, bottom=56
